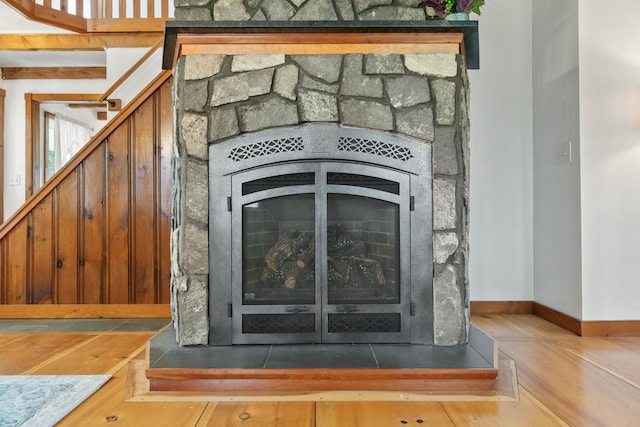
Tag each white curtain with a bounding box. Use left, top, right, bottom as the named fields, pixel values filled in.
left=54, top=115, right=92, bottom=172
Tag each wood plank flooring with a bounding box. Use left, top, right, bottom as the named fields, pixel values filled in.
left=1, top=314, right=639, bottom=426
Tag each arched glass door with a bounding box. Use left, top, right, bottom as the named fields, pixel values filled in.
left=231, top=162, right=410, bottom=344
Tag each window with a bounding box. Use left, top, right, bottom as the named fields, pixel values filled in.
left=43, top=112, right=92, bottom=181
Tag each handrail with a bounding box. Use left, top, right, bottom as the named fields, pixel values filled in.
left=0, top=70, right=173, bottom=241
left=3, top=0, right=87, bottom=32
left=99, top=38, right=164, bottom=103
left=2, top=0, right=172, bottom=33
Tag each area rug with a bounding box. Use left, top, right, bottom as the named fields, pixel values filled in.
left=0, top=375, right=111, bottom=427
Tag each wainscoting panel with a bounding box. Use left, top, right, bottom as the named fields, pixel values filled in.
left=0, top=73, right=173, bottom=308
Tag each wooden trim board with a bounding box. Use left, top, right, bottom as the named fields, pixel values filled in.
left=88, top=17, right=169, bottom=33
left=129, top=358, right=516, bottom=402
left=531, top=302, right=582, bottom=336
left=580, top=321, right=640, bottom=337
left=0, top=304, right=170, bottom=318
left=1, top=67, right=106, bottom=80
left=0, top=34, right=162, bottom=50
left=472, top=301, right=640, bottom=337
left=170, top=32, right=464, bottom=71
left=470, top=301, right=533, bottom=315
left=146, top=367, right=498, bottom=394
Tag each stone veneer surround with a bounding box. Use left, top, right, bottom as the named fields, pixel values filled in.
left=170, top=0, right=471, bottom=347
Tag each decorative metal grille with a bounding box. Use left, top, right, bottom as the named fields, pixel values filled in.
left=242, top=172, right=316, bottom=195
left=328, top=313, right=401, bottom=333
left=337, top=137, right=414, bottom=162
left=228, top=137, right=304, bottom=162
left=327, top=172, right=400, bottom=195
left=242, top=314, right=315, bottom=334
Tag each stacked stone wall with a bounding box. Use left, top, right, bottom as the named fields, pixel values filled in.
left=170, top=0, right=470, bottom=346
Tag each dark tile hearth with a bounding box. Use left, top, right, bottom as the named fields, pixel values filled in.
left=266, top=345, right=379, bottom=369
left=149, top=326, right=494, bottom=370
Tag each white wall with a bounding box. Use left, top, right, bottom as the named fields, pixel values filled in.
left=468, top=0, right=534, bottom=301
left=531, top=0, right=582, bottom=318
left=579, top=1, right=640, bottom=320
left=105, top=48, right=163, bottom=122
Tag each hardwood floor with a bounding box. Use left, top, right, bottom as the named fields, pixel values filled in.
left=1, top=315, right=639, bottom=426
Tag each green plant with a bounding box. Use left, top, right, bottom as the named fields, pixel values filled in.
left=421, top=0, right=485, bottom=18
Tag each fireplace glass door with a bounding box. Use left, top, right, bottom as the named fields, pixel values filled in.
left=231, top=162, right=410, bottom=344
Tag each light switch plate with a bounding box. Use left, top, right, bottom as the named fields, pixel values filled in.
left=553, top=141, right=572, bottom=165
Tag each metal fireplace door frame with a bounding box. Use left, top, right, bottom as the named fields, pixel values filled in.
left=229, top=161, right=411, bottom=344
left=209, top=124, right=434, bottom=346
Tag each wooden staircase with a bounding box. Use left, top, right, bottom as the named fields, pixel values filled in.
left=0, top=71, right=173, bottom=312
left=2, top=0, right=171, bottom=33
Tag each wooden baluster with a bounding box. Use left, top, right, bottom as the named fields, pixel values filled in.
left=133, top=0, right=140, bottom=18
left=104, top=0, right=112, bottom=19
left=60, top=0, right=68, bottom=12
left=161, top=0, right=168, bottom=18
left=44, top=0, right=52, bottom=8
left=119, top=0, right=126, bottom=18
left=147, top=0, right=155, bottom=18
left=91, top=0, right=99, bottom=19
left=76, top=0, right=84, bottom=18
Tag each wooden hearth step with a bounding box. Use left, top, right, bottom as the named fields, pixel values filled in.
left=145, top=366, right=498, bottom=394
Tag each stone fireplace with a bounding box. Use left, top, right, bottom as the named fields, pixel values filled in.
left=167, top=3, right=473, bottom=348
left=209, top=123, right=433, bottom=345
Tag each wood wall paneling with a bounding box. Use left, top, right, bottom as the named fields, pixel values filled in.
left=6, top=222, right=29, bottom=304
left=106, top=122, right=131, bottom=304
left=157, top=80, right=172, bottom=304
left=31, top=195, right=55, bottom=304
left=132, top=97, right=155, bottom=303
left=56, top=172, right=80, bottom=304
left=0, top=74, right=173, bottom=311
left=82, top=146, right=106, bottom=304
left=0, top=240, right=4, bottom=303
left=0, top=89, right=4, bottom=223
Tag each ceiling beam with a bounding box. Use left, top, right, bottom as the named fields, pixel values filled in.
left=0, top=33, right=163, bottom=51
left=2, top=66, right=106, bottom=80
left=88, top=18, right=169, bottom=33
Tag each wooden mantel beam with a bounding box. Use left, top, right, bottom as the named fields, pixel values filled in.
left=163, top=21, right=480, bottom=70
left=0, top=33, right=163, bottom=50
